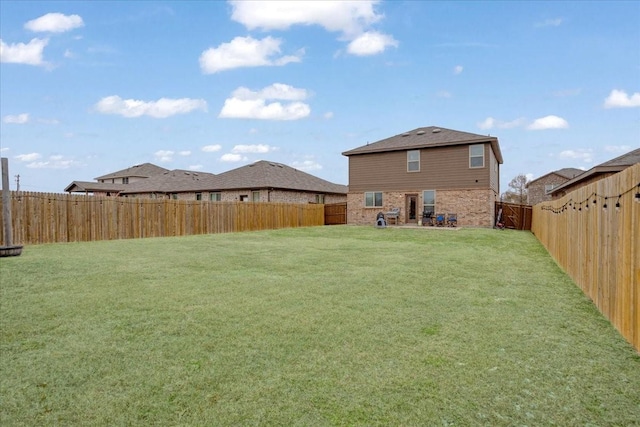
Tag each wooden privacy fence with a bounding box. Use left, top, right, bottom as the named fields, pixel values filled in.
left=532, top=163, right=639, bottom=351
left=324, top=202, right=347, bottom=225
left=495, top=201, right=532, bottom=230
left=0, top=192, right=325, bottom=245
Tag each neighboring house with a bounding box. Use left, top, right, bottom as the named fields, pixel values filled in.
left=66, top=160, right=347, bottom=204
left=342, top=126, right=503, bottom=227
left=65, top=163, right=170, bottom=196
left=550, top=148, right=640, bottom=199
left=526, top=168, right=583, bottom=205
left=185, top=160, right=347, bottom=204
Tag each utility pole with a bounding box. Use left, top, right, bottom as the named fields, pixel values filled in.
left=15, top=174, right=20, bottom=191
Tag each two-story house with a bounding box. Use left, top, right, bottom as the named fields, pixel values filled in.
left=526, top=168, right=583, bottom=205
left=342, top=126, right=503, bottom=227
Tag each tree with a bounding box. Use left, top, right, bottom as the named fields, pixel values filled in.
left=502, top=174, right=529, bottom=204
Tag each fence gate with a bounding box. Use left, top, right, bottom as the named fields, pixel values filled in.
left=324, top=202, right=347, bottom=225
left=495, top=201, right=532, bottom=230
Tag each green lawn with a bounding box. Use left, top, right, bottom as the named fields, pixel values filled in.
left=1, top=226, right=638, bottom=426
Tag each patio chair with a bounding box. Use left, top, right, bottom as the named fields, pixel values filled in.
left=435, top=213, right=446, bottom=227
left=385, top=207, right=400, bottom=225
left=422, top=211, right=434, bottom=226
left=447, top=213, right=457, bottom=227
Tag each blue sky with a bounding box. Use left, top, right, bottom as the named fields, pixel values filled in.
left=1, top=1, right=638, bottom=193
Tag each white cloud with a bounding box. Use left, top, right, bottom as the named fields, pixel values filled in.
left=527, top=115, right=569, bottom=130
left=188, top=164, right=203, bottom=171
left=230, top=0, right=382, bottom=36
left=291, top=159, right=322, bottom=172
left=0, top=38, right=49, bottom=65
left=202, top=145, right=222, bottom=152
left=604, top=145, right=632, bottom=153
left=559, top=149, right=593, bottom=163
left=220, top=153, right=248, bottom=162
left=477, top=117, right=527, bottom=130
left=603, top=89, right=640, bottom=108
left=535, top=18, right=563, bottom=28
left=525, top=173, right=534, bottom=182
left=324, top=111, right=334, bottom=119
left=219, top=83, right=311, bottom=120
left=232, top=83, right=308, bottom=101
left=15, top=153, right=42, bottom=162
left=154, top=150, right=174, bottom=162
left=199, top=36, right=302, bottom=74
left=25, top=13, right=84, bottom=33
left=347, top=31, right=398, bottom=56
left=3, top=113, right=30, bottom=124
left=229, top=1, right=395, bottom=56
left=453, top=65, right=463, bottom=75
left=219, top=98, right=310, bottom=120
left=15, top=153, right=75, bottom=169
left=94, top=95, right=207, bottom=118
left=0, top=147, right=9, bottom=153
left=436, top=90, right=452, bottom=98
left=232, top=144, right=275, bottom=154
left=178, top=150, right=191, bottom=156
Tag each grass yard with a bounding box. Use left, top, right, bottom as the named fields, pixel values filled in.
left=1, top=226, right=639, bottom=426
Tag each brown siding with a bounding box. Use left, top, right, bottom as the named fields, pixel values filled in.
left=348, top=144, right=491, bottom=192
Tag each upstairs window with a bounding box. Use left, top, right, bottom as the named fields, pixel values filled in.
left=365, top=191, right=383, bottom=207
left=316, top=194, right=325, bottom=204
left=470, top=144, right=484, bottom=168
left=122, top=177, right=129, bottom=184
left=407, top=150, right=420, bottom=172
left=210, top=192, right=221, bottom=201
left=545, top=184, right=557, bottom=194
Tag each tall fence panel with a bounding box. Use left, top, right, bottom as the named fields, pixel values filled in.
left=532, top=164, right=639, bottom=351
left=0, top=192, right=324, bottom=245
left=324, top=202, right=347, bottom=225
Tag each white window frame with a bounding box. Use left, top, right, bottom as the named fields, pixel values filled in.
left=210, top=192, right=221, bottom=201
left=545, top=184, right=557, bottom=194
left=407, top=150, right=420, bottom=172
left=364, top=191, right=383, bottom=208
left=315, top=194, right=325, bottom=204
left=422, top=190, right=436, bottom=215
left=252, top=191, right=260, bottom=202
left=469, top=144, right=485, bottom=168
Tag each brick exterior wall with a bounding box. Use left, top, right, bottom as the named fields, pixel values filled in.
left=123, top=189, right=346, bottom=204
left=527, top=174, right=570, bottom=205
left=347, top=188, right=497, bottom=227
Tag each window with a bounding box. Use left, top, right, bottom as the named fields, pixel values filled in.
left=122, top=177, right=129, bottom=184
left=171, top=193, right=178, bottom=200
left=365, top=191, right=383, bottom=207
left=469, top=144, right=484, bottom=168
left=195, top=192, right=202, bottom=201
left=423, top=190, right=435, bottom=215
left=407, top=150, right=420, bottom=172
left=252, top=191, right=260, bottom=202
left=210, top=192, right=221, bottom=201
left=315, top=194, right=325, bottom=204
left=545, top=184, right=557, bottom=194
left=240, top=195, right=249, bottom=202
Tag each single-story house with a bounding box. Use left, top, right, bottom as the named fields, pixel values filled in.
left=550, top=148, right=640, bottom=199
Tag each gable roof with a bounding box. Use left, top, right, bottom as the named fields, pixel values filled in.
left=527, top=167, right=583, bottom=186
left=342, top=126, right=503, bottom=164
left=64, top=181, right=127, bottom=193
left=550, top=148, right=640, bottom=195
left=94, top=163, right=169, bottom=180
left=211, top=161, right=347, bottom=194
left=119, top=169, right=218, bottom=194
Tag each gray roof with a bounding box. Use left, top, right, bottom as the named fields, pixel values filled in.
left=342, top=126, right=503, bottom=164
left=211, top=161, right=347, bottom=194
left=64, top=181, right=126, bottom=193
left=550, top=148, right=640, bottom=194
left=527, top=167, right=584, bottom=185
left=119, top=169, right=218, bottom=194
left=94, top=163, right=169, bottom=180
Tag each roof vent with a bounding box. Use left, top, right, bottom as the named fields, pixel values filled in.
left=401, top=133, right=410, bottom=137
left=416, top=130, right=426, bottom=135
left=432, top=128, right=441, bottom=133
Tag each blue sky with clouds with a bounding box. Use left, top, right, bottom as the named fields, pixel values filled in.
left=1, top=1, right=638, bottom=193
